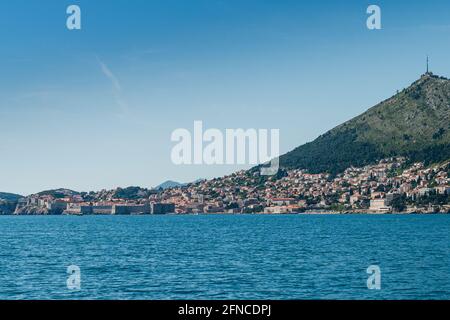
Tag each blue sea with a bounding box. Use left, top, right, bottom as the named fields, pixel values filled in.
left=0, top=214, right=449, bottom=300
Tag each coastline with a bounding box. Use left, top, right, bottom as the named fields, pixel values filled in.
left=1, top=211, right=448, bottom=216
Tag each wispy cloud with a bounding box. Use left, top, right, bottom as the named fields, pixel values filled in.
left=99, top=60, right=122, bottom=92
left=97, top=57, right=129, bottom=116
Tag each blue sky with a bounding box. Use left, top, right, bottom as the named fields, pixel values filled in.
left=1, top=0, right=450, bottom=195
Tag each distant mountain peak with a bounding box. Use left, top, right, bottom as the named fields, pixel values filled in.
left=155, top=179, right=204, bottom=190
left=155, top=180, right=184, bottom=190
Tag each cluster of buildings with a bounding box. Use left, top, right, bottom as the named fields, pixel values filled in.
left=11, top=158, right=450, bottom=215
left=157, top=158, right=450, bottom=214
left=15, top=194, right=175, bottom=215
left=64, top=202, right=175, bottom=215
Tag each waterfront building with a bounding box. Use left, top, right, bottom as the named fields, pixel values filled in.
left=112, top=204, right=150, bottom=215
left=264, top=205, right=300, bottom=214
left=369, top=199, right=391, bottom=213
left=268, top=198, right=296, bottom=206
left=151, top=203, right=175, bottom=214
left=46, top=200, right=68, bottom=213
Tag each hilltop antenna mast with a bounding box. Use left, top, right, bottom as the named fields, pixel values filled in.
left=426, top=55, right=429, bottom=74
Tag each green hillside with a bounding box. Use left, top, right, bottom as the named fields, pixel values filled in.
left=37, top=188, right=79, bottom=198
left=0, top=192, right=23, bottom=202
left=280, top=73, right=450, bottom=173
